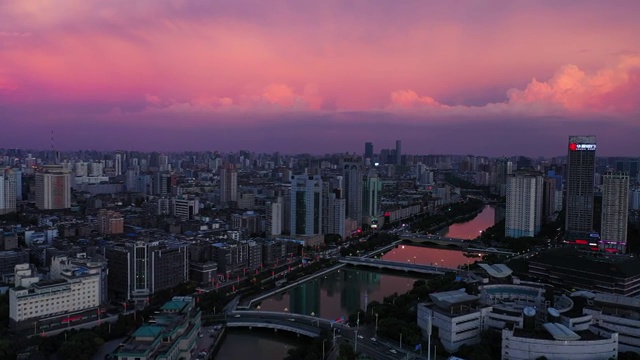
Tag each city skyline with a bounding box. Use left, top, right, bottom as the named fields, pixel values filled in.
left=1, top=1, right=639, bottom=155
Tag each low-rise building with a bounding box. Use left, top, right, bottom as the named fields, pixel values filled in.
left=9, top=262, right=102, bottom=334
left=111, top=296, right=201, bottom=360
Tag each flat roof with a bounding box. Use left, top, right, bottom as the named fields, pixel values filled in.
left=542, top=322, right=581, bottom=341
left=429, top=289, right=480, bottom=308
left=478, top=263, right=513, bottom=278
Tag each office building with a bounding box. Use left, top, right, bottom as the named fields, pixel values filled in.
left=395, top=140, right=402, bottom=165
left=97, top=209, right=124, bottom=235
left=9, top=262, right=102, bottom=333
left=110, top=297, right=201, bottom=360
left=35, top=165, right=72, bottom=210
left=0, top=168, right=17, bottom=215
left=364, top=142, right=374, bottom=159
left=219, top=163, right=238, bottom=205
left=601, top=172, right=629, bottom=252
left=565, top=136, right=597, bottom=240
left=363, top=168, right=381, bottom=226
left=171, top=197, right=199, bottom=221
left=417, top=274, right=622, bottom=357
left=342, top=156, right=363, bottom=226
left=105, top=241, right=188, bottom=306
left=528, top=247, right=640, bottom=296
left=290, top=175, right=323, bottom=236
left=505, top=170, right=543, bottom=238
left=542, top=177, right=556, bottom=222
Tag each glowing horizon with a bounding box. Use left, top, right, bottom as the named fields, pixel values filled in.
left=1, top=1, right=639, bottom=155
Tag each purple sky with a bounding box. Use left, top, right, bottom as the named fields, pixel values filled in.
left=1, top=1, right=639, bottom=156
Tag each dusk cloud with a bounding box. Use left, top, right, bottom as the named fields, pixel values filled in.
left=387, top=55, right=640, bottom=117
left=0, top=1, right=639, bottom=153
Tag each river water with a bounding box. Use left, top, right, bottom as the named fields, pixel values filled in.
left=213, top=205, right=498, bottom=360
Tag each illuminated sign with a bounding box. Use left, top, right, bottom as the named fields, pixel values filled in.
left=569, top=143, right=596, bottom=151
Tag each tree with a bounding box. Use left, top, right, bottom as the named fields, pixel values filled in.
left=337, top=343, right=356, bottom=360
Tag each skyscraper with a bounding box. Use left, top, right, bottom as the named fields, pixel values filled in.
left=35, top=165, right=71, bottom=210
left=219, top=163, right=238, bottom=205
left=290, top=175, right=323, bottom=236
left=364, top=142, right=374, bottom=159
left=0, top=168, right=17, bottom=215
left=341, top=156, right=363, bottom=226
left=542, top=177, right=556, bottom=222
left=601, top=172, right=629, bottom=252
left=363, top=168, right=381, bottom=221
left=395, top=140, right=402, bottom=165
left=565, top=135, right=596, bottom=239
left=505, top=170, right=543, bottom=238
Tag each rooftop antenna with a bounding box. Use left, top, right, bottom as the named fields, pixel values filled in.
left=51, top=129, right=60, bottom=164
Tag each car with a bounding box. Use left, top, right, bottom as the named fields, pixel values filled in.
left=390, top=349, right=397, bottom=354
left=370, top=337, right=377, bottom=342
left=357, top=335, right=364, bottom=339
left=234, top=314, right=241, bottom=318
left=288, top=318, right=296, bottom=322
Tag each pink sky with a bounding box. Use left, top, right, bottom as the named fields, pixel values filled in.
left=1, top=1, right=639, bottom=155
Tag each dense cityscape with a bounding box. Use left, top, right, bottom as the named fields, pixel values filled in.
left=0, top=136, right=639, bottom=360
left=2, top=1, right=640, bottom=360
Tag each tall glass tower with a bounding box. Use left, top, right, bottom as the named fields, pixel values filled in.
left=565, top=135, right=596, bottom=240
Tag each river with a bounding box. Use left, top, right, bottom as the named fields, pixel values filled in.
left=216, top=206, right=499, bottom=360
left=439, top=205, right=497, bottom=239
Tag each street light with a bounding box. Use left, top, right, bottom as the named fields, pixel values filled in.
left=375, top=313, right=379, bottom=334
left=322, top=339, right=327, bottom=359
left=284, top=307, right=289, bottom=312
left=354, top=330, right=358, bottom=352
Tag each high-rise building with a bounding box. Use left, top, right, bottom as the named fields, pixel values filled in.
left=114, top=153, right=123, bottom=176
left=494, top=158, right=513, bottom=196
left=0, top=168, right=17, bottom=215
left=105, top=241, right=188, bottom=305
left=505, top=170, right=543, bottom=238
left=542, top=177, right=556, bottom=222
left=323, top=189, right=345, bottom=237
left=565, top=135, right=597, bottom=239
left=97, top=209, right=124, bottom=235
left=342, top=156, right=363, bottom=226
left=601, top=172, right=629, bottom=252
left=266, top=200, right=283, bottom=237
left=363, top=168, right=381, bottom=223
left=364, top=142, right=374, bottom=159
left=219, top=163, right=238, bottom=205
left=290, top=175, right=323, bottom=236
left=35, top=165, right=71, bottom=210
left=395, top=140, right=402, bottom=165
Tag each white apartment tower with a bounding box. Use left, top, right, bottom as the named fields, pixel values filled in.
left=0, top=168, right=17, bottom=215
left=601, top=172, right=629, bottom=252
left=267, top=200, right=283, bottom=237
left=505, top=170, right=543, bottom=238
left=35, top=166, right=71, bottom=210
left=114, top=153, right=123, bottom=176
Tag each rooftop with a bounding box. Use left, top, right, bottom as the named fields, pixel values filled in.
left=478, top=263, right=513, bottom=278
left=429, top=289, right=480, bottom=309
left=530, top=248, right=640, bottom=279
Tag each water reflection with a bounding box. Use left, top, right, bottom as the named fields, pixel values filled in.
left=380, top=245, right=477, bottom=270
left=439, top=205, right=497, bottom=239
left=259, top=269, right=414, bottom=319
left=216, top=330, right=301, bottom=360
